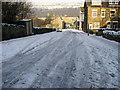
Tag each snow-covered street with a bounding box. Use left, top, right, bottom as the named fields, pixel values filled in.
left=2, top=30, right=119, bottom=88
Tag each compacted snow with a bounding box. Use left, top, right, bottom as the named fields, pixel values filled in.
left=1, top=30, right=119, bottom=88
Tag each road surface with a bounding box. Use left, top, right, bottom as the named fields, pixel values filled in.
left=2, top=30, right=119, bottom=88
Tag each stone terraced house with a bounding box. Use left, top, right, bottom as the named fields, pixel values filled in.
left=84, top=0, right=120, bottom=32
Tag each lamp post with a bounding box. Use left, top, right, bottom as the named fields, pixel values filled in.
left=79, top=8, right=82, bottom=30
left=77, top=16, right=80, bottom=30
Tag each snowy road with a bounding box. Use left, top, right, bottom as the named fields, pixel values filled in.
left=2, top=30, right=119, bottom=88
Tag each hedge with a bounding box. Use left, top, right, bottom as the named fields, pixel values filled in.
left=2, top=24, right=26, bottom=40
left=102, top=34, right=120, bottom=42
left=33, top=27, right=56, bottom=34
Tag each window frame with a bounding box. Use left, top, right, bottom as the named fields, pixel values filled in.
left=109, top=0, right=118, bottom=4
left=110, top=9, right=116, bottom=17
left=94, top=22, right=100, bottom=29
left=92, top=9, right=98, bottom=18
left=101, top=9, right=106, bottom=18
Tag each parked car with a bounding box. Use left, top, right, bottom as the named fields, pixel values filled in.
left=95, top=28, right=106, bottom=36
left=103, top=30, right=120, bottom=36
left=103, top=29, right=120, bottom=42
left=56, top=27, right=62, bottom=32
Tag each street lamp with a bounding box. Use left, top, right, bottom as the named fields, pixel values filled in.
left=76, top=16, right=80, bottom=30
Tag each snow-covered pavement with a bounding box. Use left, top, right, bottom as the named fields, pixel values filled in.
left=2, top=30, right=119, bottom=88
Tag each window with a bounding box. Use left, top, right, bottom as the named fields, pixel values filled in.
left=92, top=0, right=101, bottom=5
left=89, top=23, right=92, bottom=29
left=110, top=9, right=116, bottom=17
left=107, top=24, right=111, bottom=29
left=115, top=2, right=118, bottom=4
left=92, top=10, right=97, bottom=18
left=107, top=21, right=118, bottom=29
left=113, top=22, right=118, bottom=29
left=101, top=10, right=106, bottom=18
left=94, top=22, right=100, bottom=29
left=109, top=0, right=118, bottom=4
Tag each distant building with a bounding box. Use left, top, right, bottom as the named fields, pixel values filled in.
left=51, top=16, right=77, bottom=29
left=84, top=0, right=120, bottom=32
left=32, top=18, right=46, bottom=27
left=51, top=16, right=64, bottom=28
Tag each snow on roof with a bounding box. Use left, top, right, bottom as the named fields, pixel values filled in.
left=33, top=27, right=42, bottom=29
left=19, top=19, right=32, bottom=22
left=1, top=23, right=25, bottom=27
left=33, top=27, right=55, bottom=29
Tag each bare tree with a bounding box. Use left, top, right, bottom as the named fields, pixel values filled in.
left=2, top=1, right=33, bottom=24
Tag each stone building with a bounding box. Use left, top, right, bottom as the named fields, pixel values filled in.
left=51, top=16, right=77, bottom=29
left=84, top=0, right=120, bottom=32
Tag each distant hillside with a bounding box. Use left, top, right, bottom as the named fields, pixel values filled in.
left=31, top=8, right=80, bottom=17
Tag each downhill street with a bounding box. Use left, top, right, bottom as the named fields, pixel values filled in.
left=2, top=30, right=119, bottom=88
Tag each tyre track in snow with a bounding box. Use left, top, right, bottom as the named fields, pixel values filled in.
left=2, top=31, right=73, bottom=88
left=2, top=31, right=67, bottom=73
left=2, top=32, right=65, bottom=62
left=77, top=33, right=118, bottom=88
left=73, top=33, right=93, bottom=88
left=30, top=32, right=82, bottom=88
left=30, top=32, right=86, bottom=88
left=66, top=32, right=119, bottom=88
left=2, top=34, right=50, bottom=62
left=2, top=30, right=119, bottom=88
